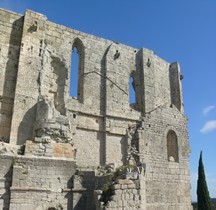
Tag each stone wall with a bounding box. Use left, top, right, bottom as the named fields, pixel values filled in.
left=95, top=178, right=146, bottom=210
left=0, top=155, right=13, bottom=210
left=10, top=156, right=77, bottom=210
left=1, top=8, right=185, bottom=166
left=140, top=105, right=191, bottom=209
left=0, top=8, right=192, bottom=210
left=0, top=9, right=23, bottom=143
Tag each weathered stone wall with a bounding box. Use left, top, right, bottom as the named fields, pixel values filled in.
left=73, top=171, right=97, bottom=210
left=10, top=156, right=76, bottom=210
left=141, top=105, right=191, bottom=209
left=25, top=141, right=76, bottom=159
left=0, top=9, right=23, bottom=143
left=0, top=155, right=13, bottom=210
left=0, top=8, right=192, bottom=210
left=95, top=178, right=146, bottom=210
left=2, top=8, right=184, bottom=167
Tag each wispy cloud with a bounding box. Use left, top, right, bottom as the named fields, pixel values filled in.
left=200, top=120, right=216, bottom=134
left=203, top=105, right=215, bottom=116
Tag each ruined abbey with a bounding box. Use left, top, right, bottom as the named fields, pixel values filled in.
left=0, top=8, right=192, bottom=210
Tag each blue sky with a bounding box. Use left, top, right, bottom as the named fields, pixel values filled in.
left=0, top=0, right=216, bottom=202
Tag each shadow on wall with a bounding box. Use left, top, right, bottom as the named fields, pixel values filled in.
left=51, top=56, right=68, bottom=116
left=169, top=63, right=181, bottom=111
left=99, top=45, right=111, bottom=116
left=65, top=176, right=73, bottom=210
left=121, top=135, right=128, bottom=165
left=0, top=17, right=24, bottom=143
left=17, top=104, right=37, bottom=145
left=73, top=171, right=96, bottom=210
left=98, top=129, right=106, bottom=166
left=1, top=165, right=13, bottom=209
left=97, top=45, right=112, bottom=166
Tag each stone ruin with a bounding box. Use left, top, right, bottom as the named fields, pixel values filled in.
left=0, top=8, right=192, bottom=210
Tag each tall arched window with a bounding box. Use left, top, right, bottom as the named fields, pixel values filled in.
left=129, top=75, right=136, bottom=105
left=70, top=38, right=84, bottom=102
left=167, top=130, right=179, bottom=162
left=70, top=47, right=79, bottom=97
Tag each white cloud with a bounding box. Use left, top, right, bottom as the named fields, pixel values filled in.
left=200, top=120, right=216, bottom=134
left=203, top=105, right=215, bottom=116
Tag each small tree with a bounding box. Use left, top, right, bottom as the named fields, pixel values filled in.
left=197, top=151, right=211, bottom=210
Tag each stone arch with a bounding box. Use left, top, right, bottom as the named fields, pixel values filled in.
left=129, top=71, right=139, bottom=110
left=129, top=73, right=136, bottom=105
left=167, top=130, right=179, bottom=162
left=70, top=37, right=85, bottom=102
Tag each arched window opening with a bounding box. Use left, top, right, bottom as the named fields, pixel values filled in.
left=70, top=47, right=79, bottom=98
left=167, top=130, right=179, bottom=162
left=129, top=76, right=136, bottom=106
left=70, top=38, right=84, bottom=102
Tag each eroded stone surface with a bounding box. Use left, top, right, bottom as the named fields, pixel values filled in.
left=0, top=8, right=192, bottom=210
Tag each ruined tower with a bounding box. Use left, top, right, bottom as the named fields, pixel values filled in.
left=0, top=8, right=192, bottom=210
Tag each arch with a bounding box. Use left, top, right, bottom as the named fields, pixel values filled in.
left=167, top=130, right=179, bottom=162
left=70, top=38, right=85, bottom=102
left=128, top=70, right=141, bottom=111
left=129, top=75, right=136, bottom=105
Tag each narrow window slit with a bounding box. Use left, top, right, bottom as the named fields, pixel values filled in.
left=70, top=47, right=79, bottom=98
left=129, top=76, right=136, bottom=105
